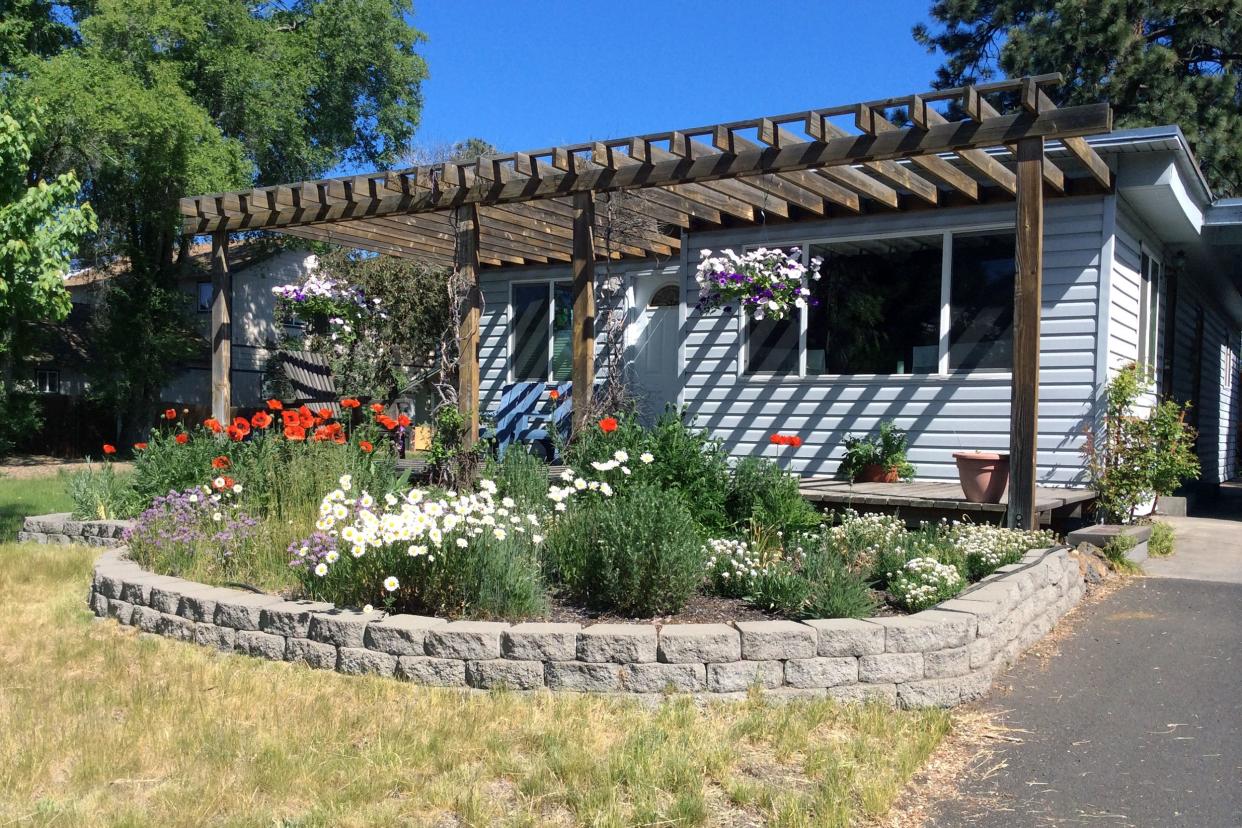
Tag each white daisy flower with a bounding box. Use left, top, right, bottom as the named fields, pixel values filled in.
left=314, top=563, right=328, bottom=577
left=383, top=576, right=400, bottom=592
left=639, top=452, right=654, bottom=464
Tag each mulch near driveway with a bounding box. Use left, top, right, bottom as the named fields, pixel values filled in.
left=925, top=576, right=1242, bottom=827
left=0, top=455, right=133, bottom=480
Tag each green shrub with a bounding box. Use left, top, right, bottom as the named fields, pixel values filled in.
left=1101, top=534, right=1142, bottom=574
left=0, top=390, right=44, bottom=456
left=547, top=483, right=705, bottom=616
left=485, top=448, right=550, bottom=513
left=67, top=461, right=141, bottom=520
left=725, top=457, right=822, bottom=536
left=1148, top=521, right=1174, bottom=557
left=747, top=552, right=877, bottom=620
left=748, top=562, right=814, bottom=616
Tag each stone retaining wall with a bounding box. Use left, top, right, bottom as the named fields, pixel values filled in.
left=85, top=544, right=1086, bottom=707
left=19, top=513, right=131, bottom=547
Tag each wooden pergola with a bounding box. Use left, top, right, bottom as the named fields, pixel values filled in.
left=182, top=73, right=1113, bottom=529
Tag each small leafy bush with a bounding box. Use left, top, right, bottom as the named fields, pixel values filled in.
left=839, top=420, right=916, bottom=481
left=1148, top=521, right=1174, bottom=557
left=484, top=447, right=550, bottom=513
left=705, top=537, right=783, bottom=599
left=1101, top=534, right=1142, bottom=574
left=68, top=461, right=141, bottom=519
left=547, top=483, right=705, bottom=616
left=725, top=456, right=821, bottom=536
left=747, top=552, right=877, bottom=620
left=887, top=557, right=963, bottom=612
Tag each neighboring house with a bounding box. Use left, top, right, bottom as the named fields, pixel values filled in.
left=53, top=242, right=317, bottom=409
left=475, top=126, right=1241, bottom=491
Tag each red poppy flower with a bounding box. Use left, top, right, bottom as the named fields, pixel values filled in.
left=231, top=417, right=251, bottom=436
left=769, top=434, right=784, bottom=445
left=211, top=455, right=231, bottom=470
left=790, top=436, right=803, bottom=448
left=284, top=424, right=306, bottom=441
left=549, top=389, right=560, bottom=400
left=370, top=402, right=385, bottom=414
left=175, top=433, right=189, bottom=445
left=281, top=410, right=299, bottom=427
left=341, top=398, right=361, bottom=409
left=397, top=414, right=411, bottom=427
left=102, top=443, right=116, bottom=455
left=133, top=442, right=148, bottom=451
left=225, top=425, right=243, bottom=442
left=317, top=407, right=331, bottom=419
left=377, top=415, right=397, bottom=430
left=164, top=408, right=177, bottom=421
left=332, top=432, right=346, bottom=445
left=251, top=411, right=272, bottom=429
left=266, top=399, right=284, bottom=411
left=297, top=405, right=314, bottom=428
left=359, top=440, right=374, bottom=453
left=203, top=418, right=222, bottom=433
left=598, top=417, right=618, bottom=434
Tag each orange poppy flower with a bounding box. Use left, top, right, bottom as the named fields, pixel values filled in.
left=341, top=398, right=361, bottom=409
left=211, top=455, right=231, bottom=470
left=281, top=410, right=299, bottom=427
left=203, top=418, right=222, bottom=433
left=397, top=414, right=411, bottom=427
left=377, top=415, right=397, bottom=430
left=251, top=411, right=272, bottom=429
left=175, top=433, right=189, bottom=445
left=164, top=408, right=177, bottom=420
left=549, top=389, right=560, bottom=400
left=317, top=407, right=331, bottom=419
left=231, top=417, right=251, bottom=436
left=297, top=405, right=314, bottom=428
left=102, top=443, right=116, bottom=455
left=266, top=399, right=284, bottom=411
left=370, top=402, right=385, bottom=413
left=133, top=442, right=148, bottom=451
left=598, top=417, right=618, bottom=434
left=225, top=425, right=243, bottom=442
left=359, top=440, right=373, bottom=453
left=284, top=424, right=306, bottom=441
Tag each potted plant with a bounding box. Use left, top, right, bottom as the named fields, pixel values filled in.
left=840, top=421, right=916, bottom=483
left=953, top=451, right=1010, bottom=503
left=693, top=247, right=822, bottom=320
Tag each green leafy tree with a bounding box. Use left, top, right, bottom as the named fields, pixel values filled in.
left=0, top=92, right=96, bottom=452
left=914, top=1, right=1242, bottom=195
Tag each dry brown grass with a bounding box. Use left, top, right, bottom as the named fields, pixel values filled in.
left=0, top=543, right=951, bottom=827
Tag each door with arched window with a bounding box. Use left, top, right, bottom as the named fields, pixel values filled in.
left=633, top=281, right=680, bottom=423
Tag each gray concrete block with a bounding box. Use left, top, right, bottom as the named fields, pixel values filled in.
left=763, top=687, right=828, bottom=702
left=924, top=646, right=971, bottom=678
left=193, top=622, right=236, bottom=652
left=827, top=682, right=898, bottom=705
left=735, top=620, right=816, bottom=660
left=25, top=513, right=70, bottom=533
left=260, top=599, right=337, bottom=638
left=657, top=624, right=740, bottom=664
left=156, top=612, right=195, bottom=642
left=44, top=533, right=71, bottom=545
left=502, top=622, right=580, bottom=662
left=131, top=604, right=163, bottom=634
left=621, top=662, right=707, bottom=693
left=337, top=647, right=397, bottom=677
left=286, top=637, right=337, bottom=669
left=896, top=676, right=968, bottom=708
left=16, top=531, right=41, bottom=543
left=178, top=587, right=237, bottom=623
left=577, top=624, right=658, bottom=663
left=307, top=608, right=383, bottom=648
left=364, top=614, right=447, bottom=655
left=107, top=598, right=135, bottom=626
left=935, top=597, right=1004, bottom=638
left=803, top=618, right=885, bottom=656
left=214, top=592, right=284, bottom=631
left=967, top=636, right=993, bottom=670
left=706, top=660, right=783, bottom=692
left=236, top=629, right=287, bottom=660
left=89, top=590, right=108, bottom=617
left=858, top=652, right=924, bottom=684
left=544, top=661, right=623, bottom=692
left=94, top=570, right=130, bottom=599
left=784, top=656, right=859, bottom=689
left=466, top=659, right=545, bottom=690
left=425, top=621, right=508, bottom=660
left=395, top=656, right=468, bottom=686
left=877, top=611, right=974, bottom=653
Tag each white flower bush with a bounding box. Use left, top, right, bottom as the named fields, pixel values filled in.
left=888, top=557, right=963, bottom=612
left=705, top=538, right=774, bottom=598
left=693, top=247, right=823, bottom=320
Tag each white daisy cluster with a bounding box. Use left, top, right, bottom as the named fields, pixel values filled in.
left=310, top=474, right=544, bottom=583
left=547, top=449, right=652, bottom=507
left=817, top=510, right=909, bottom=570
left=888, top=556, right=963, bottom=612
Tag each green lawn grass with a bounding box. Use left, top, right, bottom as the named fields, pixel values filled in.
left=0, top=473, right=76, bottom=540
left=0, top=543, right=952, bottom=827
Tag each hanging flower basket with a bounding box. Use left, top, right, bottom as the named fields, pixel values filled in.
left=693, top=247, right=822, bottom=320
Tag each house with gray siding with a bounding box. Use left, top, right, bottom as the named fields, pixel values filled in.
left=476, top=126, right=1240, bottom=494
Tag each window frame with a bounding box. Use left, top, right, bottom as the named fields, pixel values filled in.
left=196, top=280, right=213, bottom=314
left=1138, top=248, right=1162, bottom=373
left=507, top=278, right=573, bottom=383
left=35, top=368, right=60, bottom=394
left=738, top=223, right=1016, bottom=381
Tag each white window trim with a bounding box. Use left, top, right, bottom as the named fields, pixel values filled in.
left=738, top=222, right=1016, bottom=382
left=507, top=278, right=572, bottom=384
left=1138, top=247, right=1162, bottom=374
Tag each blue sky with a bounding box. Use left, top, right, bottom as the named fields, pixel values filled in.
left=404, top=0, right=946, bottom=155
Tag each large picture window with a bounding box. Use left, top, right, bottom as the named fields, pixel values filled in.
left=742, top=229, right=1016, bottom=377
left=511, top=281, right=573, bottom=381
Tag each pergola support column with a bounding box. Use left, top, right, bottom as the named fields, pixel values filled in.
left=210, top=230, right=231, bottom=424
left=571, top=191, right=596, bottom=431
left=1008, top=137, right=1044, bottom=529
left=455, top=204, right=481, bottom=448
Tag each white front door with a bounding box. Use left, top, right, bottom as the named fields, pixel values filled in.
left=633, top=282, right=680, bottom=423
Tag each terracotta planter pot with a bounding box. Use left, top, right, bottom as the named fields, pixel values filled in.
left=954, top=451, right=1010, bottom=503
left=857, top=463, right=900, bottom=483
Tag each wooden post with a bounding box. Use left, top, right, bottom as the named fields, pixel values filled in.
left=1008, top=137, right=1044, bottom=529
left=210, top=230, right=231, bottom=425
left=455, top=204, right=481, bottom=448
left=571, top=191, right=596, bottom=431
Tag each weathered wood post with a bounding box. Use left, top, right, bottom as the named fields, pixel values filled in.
left=210, top=229, right=231, bottom=424
left=1008, top=136, right=1044, bottom=529
left=571, top=191, right=596, bottom=431
left=454, top=204, right=482, bottom=448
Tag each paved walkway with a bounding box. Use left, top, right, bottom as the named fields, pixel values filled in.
left=930, top=515, right=1242, bottom=827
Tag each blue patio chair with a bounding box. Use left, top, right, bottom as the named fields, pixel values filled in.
left=526, top=381, right=607, bottom=462
left=481, top=381, right=544, bottom=459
